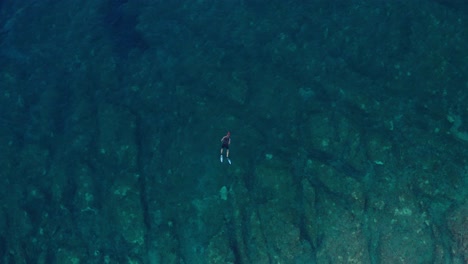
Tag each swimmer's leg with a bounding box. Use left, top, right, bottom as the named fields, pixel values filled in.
left=226, top=149, right=231, bottom=164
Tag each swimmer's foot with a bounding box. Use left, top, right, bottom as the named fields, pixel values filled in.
left=227, top=158, right=231, bottom=165
left=220, top=155, right=223, bottom=162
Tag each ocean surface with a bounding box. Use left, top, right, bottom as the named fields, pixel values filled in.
left=0, top=1, right=467, bottom=263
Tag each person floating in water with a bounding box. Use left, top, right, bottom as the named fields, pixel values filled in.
left=220, top=131, right=231, bottom=164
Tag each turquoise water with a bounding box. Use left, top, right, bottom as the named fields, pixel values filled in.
left=0, top=1, right=467, bottom=263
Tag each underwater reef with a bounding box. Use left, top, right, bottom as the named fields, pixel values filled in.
left=0, top=0, right=466, bottom=263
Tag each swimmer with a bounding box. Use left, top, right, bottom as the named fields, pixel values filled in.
left=220, top=131, right=231, bottom=164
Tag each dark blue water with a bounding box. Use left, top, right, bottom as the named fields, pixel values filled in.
left=0, top=1, right=467, bottom=263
